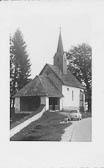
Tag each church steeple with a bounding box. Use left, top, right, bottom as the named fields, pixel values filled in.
left=53, top=29, right=67, bottom=74
left=57, top=28, right=63, bottom=54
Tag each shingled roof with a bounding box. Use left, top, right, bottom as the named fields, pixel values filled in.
left=15, top=75, right=63, bottom=97
left=47, top=64, right=83, bottom=89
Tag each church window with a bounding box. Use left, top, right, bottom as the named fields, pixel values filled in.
left=67, top=88, right=69, bottom=91
left=72, top=90, right=74, bottom=101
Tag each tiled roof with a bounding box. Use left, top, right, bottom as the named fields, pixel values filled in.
left=62, top=72, right=83, bottom=88
left=47, top=64, right=83, bottom=89
left=39, top=75, right=63, bottom=97
left=15, top=75, right=63, bottom=97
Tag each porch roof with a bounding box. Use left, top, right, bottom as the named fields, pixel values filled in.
left=15, top=75, right=63, bottom=98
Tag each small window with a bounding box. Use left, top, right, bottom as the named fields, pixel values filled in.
left=57, top=57, right=59, bottom=62
left=67, top=88, right=69, bottom=91
left=72, top=90, right=74, bottom=101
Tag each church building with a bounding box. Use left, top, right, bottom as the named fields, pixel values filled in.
left=14, top=31, right=85, bottom=113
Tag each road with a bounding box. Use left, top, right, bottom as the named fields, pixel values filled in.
left=71, top=118, right=92, bottom=142
left=61, top=117, right=92, bottom=142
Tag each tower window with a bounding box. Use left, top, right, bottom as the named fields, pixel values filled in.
left=57, top=57, right=59, bottom=62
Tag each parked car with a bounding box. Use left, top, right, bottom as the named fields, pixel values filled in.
left=68, top=110, right=82, bottom=120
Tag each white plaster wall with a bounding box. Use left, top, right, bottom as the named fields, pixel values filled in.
left=46, top=97, right=49, bottom=111
left=41, top=96, right=49, bottom=111
left=62, top=85, right=80, bottom=110
left=15, top=97, right=20, bottom=113
left=41, top=96, right=46, bottom=104
left=60, top=97, right=63, bottom=110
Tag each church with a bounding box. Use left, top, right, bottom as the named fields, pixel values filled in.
left=14, top=31, right=85, bottom=113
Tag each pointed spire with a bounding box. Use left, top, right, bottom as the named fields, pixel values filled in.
left=54, top=28, right=67, bottom=74
left=57, top=27, right=64, bottom=53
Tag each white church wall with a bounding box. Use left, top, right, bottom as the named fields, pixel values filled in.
left=41, top=96, right=49, bottom=111
left=60, top=97, right=63, bottom=110
left=62, top=85, right=80, bottom=111
left=46, top=97, right=49, bottom=111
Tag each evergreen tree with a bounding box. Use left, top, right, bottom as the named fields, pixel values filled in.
left=10, top=34, right=14, bottom=109
left=66, top=43, right=92, bottom=112
left=10, top=29, right=31, bottom=109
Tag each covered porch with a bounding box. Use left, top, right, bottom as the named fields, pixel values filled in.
left=15, top=96, right=41, bottom=113
left=20, top=96, right=40, bottom=112
left=14, top=75, right=63, bottom=113
left=15, top=96, right=62, bottom=113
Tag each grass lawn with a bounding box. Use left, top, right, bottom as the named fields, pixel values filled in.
left=10, top=113, right=29, bottom=129
left=10, top=111, right=72, bottom=141
left=10, top=105, right=45, bottom=129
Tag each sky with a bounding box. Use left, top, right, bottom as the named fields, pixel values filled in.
left=9, top=2, right=91, bottom=78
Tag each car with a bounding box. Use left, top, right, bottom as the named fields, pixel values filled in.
left=68, top=110, right=82, bottom=120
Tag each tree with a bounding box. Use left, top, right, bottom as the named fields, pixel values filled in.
left=66, top=43, right=92, bottom=112
left=10, top=29, right=31, bottom=110
left=10, top=34, right=15, bottom=109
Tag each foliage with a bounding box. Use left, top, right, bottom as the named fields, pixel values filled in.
left=10, top=29, right=31, bottom=109
left=66, top=43, right=92, bottom=111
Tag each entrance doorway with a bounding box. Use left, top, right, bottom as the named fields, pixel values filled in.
left=49, top=97, right=60, bottom=111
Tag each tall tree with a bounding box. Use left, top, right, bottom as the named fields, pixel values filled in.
left=10, top=29, right=31, bottom=110
left=10, top=34, right=14, bottom=109
left=66, top=43, right=92, bottom=112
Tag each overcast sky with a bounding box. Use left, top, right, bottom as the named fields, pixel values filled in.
left=9, top=2, right=91, bottom=78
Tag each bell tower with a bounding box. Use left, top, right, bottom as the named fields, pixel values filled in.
left=54, top=29, right=67, bottom=74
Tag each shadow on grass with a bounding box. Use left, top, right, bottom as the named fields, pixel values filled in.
left=10, top=111, right=72, bottom=141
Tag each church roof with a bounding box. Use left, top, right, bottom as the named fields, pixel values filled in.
left=15, top=75, right=63, bottom=97
left=47, top=64, right=83, bottom=89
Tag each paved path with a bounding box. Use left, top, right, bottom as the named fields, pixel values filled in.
left=61, top=118, right=92, bottom=142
